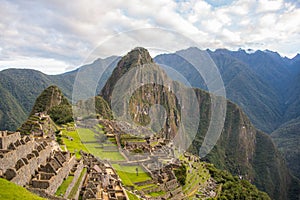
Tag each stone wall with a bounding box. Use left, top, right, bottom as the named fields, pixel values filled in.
left=9, top=143, right=53, bottom=186
left=0, top=135, right=35, bottom=173
left=47, top=155, right=76, bottom=194
left=32, top=155, right=76, bottom=195
left=0, top=131, right=21, bottom=149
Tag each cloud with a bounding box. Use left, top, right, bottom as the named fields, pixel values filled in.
left=0, top=56, right=71, bottom=74
left=0, top=0, right=299, bottom=74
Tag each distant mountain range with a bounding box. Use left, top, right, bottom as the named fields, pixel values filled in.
left=0, top=47, right=299, bottom=182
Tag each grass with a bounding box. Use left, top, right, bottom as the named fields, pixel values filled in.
left=55, top=175, right=74, bottom=196
left=112, top=164, right=152, bottom=188
left=0, top=178, right=45, bottom=200
left=77, top=128, right=97, bottom=142
left=61, top=129, right=88, bottom=158
left=77, top=128, right=125, bottom=161
left=68, top=168, right=87, bottom=199
left=62, top=127, right=125, bottom=161
left=126, top=190, right=141, bottom=200
left=148, top=191, right=166, bottom=197
left=136, top=183, right=157, bottom=190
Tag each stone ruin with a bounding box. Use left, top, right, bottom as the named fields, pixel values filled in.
left=0, top=131, right=77, bottom=196
left=80, top=152, right=128, bottom=200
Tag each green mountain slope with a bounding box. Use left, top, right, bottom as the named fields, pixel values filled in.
left=18, top=85, right=73, bottom=135
left=0, top=83, right=27, bottom=130
left=155, top=48, right=284, bottom=133
left=74, top=96, right=113, bottom=120
left=271, top=117, right=300, bottom=180
left=188, top=89, right=300, bottom=200
left=0, top=56, right=119, bottom=131
left=100, top=47, right=299, bottom=200
left=29, top=85, right=73, bottom=124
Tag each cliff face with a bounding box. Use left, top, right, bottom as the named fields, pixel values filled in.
left=99, top=47, right=299, bottom=200
left=189, top=90, right=299, bottom=200
left=100, top=47, right=183, bottom=139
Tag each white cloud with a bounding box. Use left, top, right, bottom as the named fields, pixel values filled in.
left=0, top=56, right=71, bottom=75
left=0, top=0, right=299, bottom=74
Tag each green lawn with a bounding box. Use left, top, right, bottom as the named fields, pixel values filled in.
left=148, top=191, right=166, bottom=197
left=62, top=127, right=125, bottom=161
left=77, top=128, right=97, bottom=142
left=68, top=168, right=87, bottom=199
left=0, top=178, right=45, bottom=200
left=126, top=191, right=141, bottom=200
left=136, top=183, right=157, bottom=190
left=77, top=128, right=125, bottom=161
left=112, top=164, right=152, bottom=187
left=55, top=175, right=74, bottom=196
left=61, top=129, right=88, bottom=158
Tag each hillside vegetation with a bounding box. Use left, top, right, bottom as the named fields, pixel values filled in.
left=0, top=178, right=45, bottom=200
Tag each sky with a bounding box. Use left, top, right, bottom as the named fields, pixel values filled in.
left=0, top=0, right=299, bottom=74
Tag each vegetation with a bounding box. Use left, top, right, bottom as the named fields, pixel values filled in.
left=271, top=116, right=300, bottom=179
left=18, top=113, right=59, bottom=135
left=55, top=175, right=74, bottom=196
left=173, top=163, right=187, bottom=186
left=68, top=168, right=87, bottom=199
left=206, top=163, right=270, bottom=200
left=77, top=128, right=125, bottom=161
left=126, top=191, right=141, bottom=200
left=187, top=90, right=298, bottom=200
left=1, top=48, right=300, bottom=199
left=112, top=164, right=152, bottom=187
left=75, top=96, right=113, bottom=120
left=61, top=128, right=89, bottom=158
left=148, top=191, right=165, bottom=197
left=0, top=178, right=45, bottom=200
left=30, top=85, right=73, bottom=124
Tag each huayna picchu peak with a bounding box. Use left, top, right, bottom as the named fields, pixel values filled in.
left=100, top=47, right=154, bottom=103
left=0, top=47, right=299, bottom=200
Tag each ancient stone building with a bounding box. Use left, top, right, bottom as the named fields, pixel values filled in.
left=80, top=152, right=128, bottom=200
left=31, top=151, right=76, bottom=194
left=0, top=131, right=77, bottom=196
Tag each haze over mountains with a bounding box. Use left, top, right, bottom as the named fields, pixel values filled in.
left=0, top=47, right=299, bottom=183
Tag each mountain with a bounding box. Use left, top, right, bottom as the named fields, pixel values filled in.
left=100, top=47, right=153, bottom=103
left=0, top=47, right=300, bottom=190
left=100, top=47, right=183, bottom=139
left=74, top=96, right=113, bottom=120
left=155, top=48, right=289, bottom=133
left=155, top=48, right=300, bottom=182
left=1, top=48, right=298, bottom=134
left=0, top=56, right=119, bottom=131
left=29, top=85, right=73, bottom=124
left=99, top=47, right=300, bottom=200
left=189, top=90, right=300, bottom=200
left=271, top=117, right=300, bottom=180
left=18, top=85, right=73, bottom=135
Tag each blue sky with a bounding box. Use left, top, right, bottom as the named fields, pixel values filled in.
left=0, top=0, right=299, bottom=74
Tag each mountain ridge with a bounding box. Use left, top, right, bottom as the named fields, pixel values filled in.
left=97, top=47, right=299, bottom=199
left=0, top=47, right=299, bottom=188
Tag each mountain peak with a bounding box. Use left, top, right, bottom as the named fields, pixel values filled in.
left=100, top=47, right=154, bottom=102
left=29, top=85, right=73, bottom=124
left=120, top=47, right=153, bottom=70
